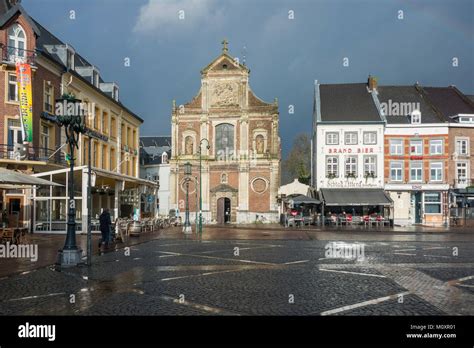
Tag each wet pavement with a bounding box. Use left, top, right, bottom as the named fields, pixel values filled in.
left=0, top=226, right=473, bottom=315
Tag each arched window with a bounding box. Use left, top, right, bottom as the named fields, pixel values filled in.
left=215, top=123, right=234, bottom=159
left=184, top=136, right=193, bottom=155
left=8, top=24, right=26, bottom=61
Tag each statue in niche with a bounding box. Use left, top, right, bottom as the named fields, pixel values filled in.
left=256, top=135, right=265, bottom=154
left=185, top=136, right=193, bottom=155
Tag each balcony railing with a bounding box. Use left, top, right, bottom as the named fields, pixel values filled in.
left=453, top=178, right=474, bottom=189
left=0, top=144, right=66, bottom=166
left=0, top=44, right=37, bottom=65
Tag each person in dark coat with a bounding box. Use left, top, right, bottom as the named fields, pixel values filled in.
left=99, top=208, right=112, bottom=248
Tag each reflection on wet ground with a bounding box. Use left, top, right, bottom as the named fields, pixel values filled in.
left=0, top=226, right=473, bottom=316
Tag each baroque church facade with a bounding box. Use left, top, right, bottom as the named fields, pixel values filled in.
left=169, top=41, right=281, bottom=224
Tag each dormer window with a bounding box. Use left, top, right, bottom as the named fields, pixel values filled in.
left=459, top=115, right=474, bottom=123
left=161, top=152, right=168, bottom=164
left=411, top=110, right=421, bottom=124
left=7, top=24, right=26, bottom=62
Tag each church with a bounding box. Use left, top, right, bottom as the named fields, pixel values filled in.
left=169, top=41, right=281, bottom=224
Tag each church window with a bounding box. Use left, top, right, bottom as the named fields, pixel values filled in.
left=215, top=123, right=234, bottom=159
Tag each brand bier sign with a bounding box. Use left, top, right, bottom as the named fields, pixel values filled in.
left=327, top=147, right=375, bottom=154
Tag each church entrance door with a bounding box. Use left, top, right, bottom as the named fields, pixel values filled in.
left=217, top=197, right=231, bottom=224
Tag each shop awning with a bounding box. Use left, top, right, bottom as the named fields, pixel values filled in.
left=0, top=168, right=63, bottom=187
left=320, top=189, right=393, bottom=206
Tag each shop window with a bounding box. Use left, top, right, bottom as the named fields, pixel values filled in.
left=424, top=192, right=441, bottom=214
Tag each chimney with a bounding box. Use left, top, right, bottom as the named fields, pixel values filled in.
left=368, top=75, right=378, bottom=91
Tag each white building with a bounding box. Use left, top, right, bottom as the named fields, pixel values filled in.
left=139, top=136, right=171, bottom=217
left=312, top=79, right=392, bottom=217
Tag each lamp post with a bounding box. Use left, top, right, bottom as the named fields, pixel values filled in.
left=183, top=161, right=192, bottom=234
left=198, top=139, right=210, bottom=236
left=194, top=175, right=198, bottom=227
left=54, top=94, right=86, bottom=267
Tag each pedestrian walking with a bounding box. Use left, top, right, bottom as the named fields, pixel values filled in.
left=99, top=208, right=112, bottom=248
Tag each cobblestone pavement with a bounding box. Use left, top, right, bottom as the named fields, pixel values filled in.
left=0, top=236, right=473, bottom=316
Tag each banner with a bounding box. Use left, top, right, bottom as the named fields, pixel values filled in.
left=16, top=63, right=33, bottom=143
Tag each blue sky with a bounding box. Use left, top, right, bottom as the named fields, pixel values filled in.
left=24, top=0, right=474, bottom=156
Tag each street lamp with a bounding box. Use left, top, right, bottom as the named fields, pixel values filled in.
left=183, top=161, right=192, bottom=234
left=198, top=138, right=210, bottom=236
left=54, top=93, right=86, bottom=267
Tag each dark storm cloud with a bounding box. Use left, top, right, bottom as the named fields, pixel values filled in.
left=24, top=0, right=474, bottom=156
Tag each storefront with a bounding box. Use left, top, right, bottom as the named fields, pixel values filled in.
left=320, top=188, right=393, bottom=222
left=386, top=184, right=449, bottom=227
left=31, top=166, right=157, bottom=234
left=449, top=188, right=474, bottom=226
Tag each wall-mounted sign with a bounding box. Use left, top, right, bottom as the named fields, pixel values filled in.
left=326, top=180, right=380, bottom=188
left=327, top=148, right=375, bottom=154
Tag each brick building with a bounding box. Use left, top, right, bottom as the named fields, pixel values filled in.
left=0, top=0, right=64, bottom=227
left=0, top=0, right=152, bottom=232
left=421, top=87, right=474, bottom=225
left=378, top=84, right=450, bottom=226
left=170, top=41, right=281, bottom=224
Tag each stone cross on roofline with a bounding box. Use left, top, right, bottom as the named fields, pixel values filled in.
left=221, top=39, right=228, bottom=53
